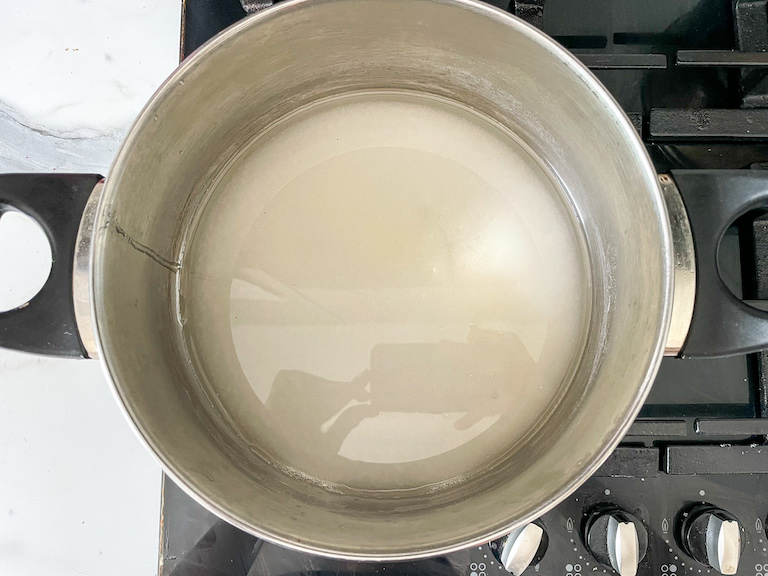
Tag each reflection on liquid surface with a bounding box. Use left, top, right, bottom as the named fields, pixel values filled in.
left=180, top=91, right=590, bottom=491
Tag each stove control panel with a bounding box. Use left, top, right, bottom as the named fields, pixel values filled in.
left=468, top=473, right=768, bottom=576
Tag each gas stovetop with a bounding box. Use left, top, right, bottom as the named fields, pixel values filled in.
left=161, top=1, right=768, bottom=574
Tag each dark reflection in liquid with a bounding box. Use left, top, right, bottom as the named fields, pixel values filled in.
left=265, top=326, right=536, bottom=464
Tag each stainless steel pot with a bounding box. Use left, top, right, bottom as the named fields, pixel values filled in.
left=2, top=0, right=768, bottom=561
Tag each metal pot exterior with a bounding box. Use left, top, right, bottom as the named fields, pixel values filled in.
left=88, top=0, right=672, bottom=560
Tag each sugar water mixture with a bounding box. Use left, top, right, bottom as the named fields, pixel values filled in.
left=179, top=91, right=591, bottom=492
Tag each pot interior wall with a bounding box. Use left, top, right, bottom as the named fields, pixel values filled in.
left=92, top=0, right=670, bottom=558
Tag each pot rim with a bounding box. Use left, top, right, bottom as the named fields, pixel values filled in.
left=91, top=0, right=674, bottom=560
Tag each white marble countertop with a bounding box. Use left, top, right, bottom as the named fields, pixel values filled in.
left=0, top=1, right=182, bottom=574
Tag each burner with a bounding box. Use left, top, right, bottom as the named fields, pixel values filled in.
left=164, top=1, right=768, bottom=574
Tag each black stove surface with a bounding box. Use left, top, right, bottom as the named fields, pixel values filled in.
left=164, top=0, right=768, bottom=574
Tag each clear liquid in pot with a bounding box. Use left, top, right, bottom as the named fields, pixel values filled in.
left=177, top=90, right=591, bottom=492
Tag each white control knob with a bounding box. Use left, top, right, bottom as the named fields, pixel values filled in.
left=681, top=507, right=742, bottom=575
left=607, top=516, right=639, bottom=576
left=585, top=509, right=648, bottom=576
left=490, top=522, right=547, bottom=575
